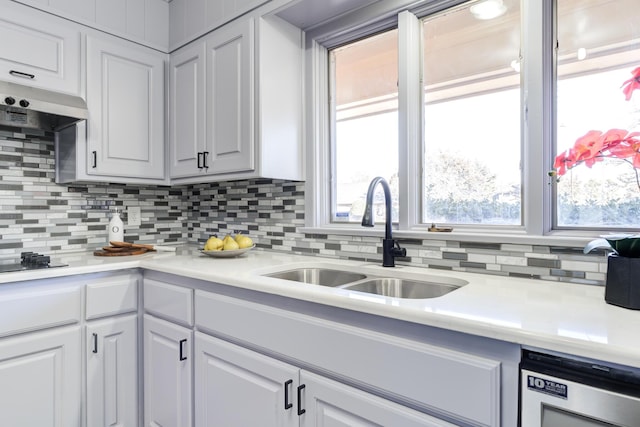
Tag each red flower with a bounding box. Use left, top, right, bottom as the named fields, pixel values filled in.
left=555, top=66, right=640, bottom=179
left=621, top=67, right=640, bottom=101
left=574, top=130, right=605, bottom=162
left=554, top=129, right=636, bottom=176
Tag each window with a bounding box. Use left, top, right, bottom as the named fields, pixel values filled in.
left=331, top=29, right=399, bottom=224
left=308, top=0, right=640, bottom=241
left=422, top=0, right=521, bottom=225
left=554, top=0, right=640, bottom=229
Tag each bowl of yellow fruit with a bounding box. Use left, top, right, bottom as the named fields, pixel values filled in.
left=200, top=233, right=255, bottom=258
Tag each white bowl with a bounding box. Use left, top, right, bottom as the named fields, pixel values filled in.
left=199, top=245, right=255, bottom=258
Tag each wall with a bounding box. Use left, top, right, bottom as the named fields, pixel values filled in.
left=0, top=125, right=608, bottom=285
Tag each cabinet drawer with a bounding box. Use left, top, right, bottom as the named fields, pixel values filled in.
left=0, top=284, right=81, bottom=338
left=86, top=274, right=139, bottom=320
left=144, top=279, right=193, bottom=327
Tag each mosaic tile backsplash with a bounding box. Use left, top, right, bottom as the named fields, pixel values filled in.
left=1, top=126, right=608, bottom=285
left=0, top=127, right=188, bottom=258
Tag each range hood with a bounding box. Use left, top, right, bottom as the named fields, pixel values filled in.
left=0, top=80, right=88, bottom=131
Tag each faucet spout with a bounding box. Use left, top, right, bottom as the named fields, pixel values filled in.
left=361, top=177, right=392, bottom=238
left=361, top=177, right=406, bottom=267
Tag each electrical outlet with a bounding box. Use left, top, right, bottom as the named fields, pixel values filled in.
left=128, top=206, right=141, bottom=226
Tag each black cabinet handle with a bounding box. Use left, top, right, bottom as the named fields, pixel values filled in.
left=297, top=384, right=306, bottom=415
left=179, top=338, right=187, bottom=361
left=284, top=379, right=293, bottom=410
left=9, top=70, right=35, bottom=79
left=203, top=151, right=209, bottom=169
left=91, top=151, right=97, bottom=168
left=197, top=152, right=203, bottom=169
left=92, top=333, right=98, bottom=354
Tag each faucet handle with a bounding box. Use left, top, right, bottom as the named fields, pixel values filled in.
left=391, top=240, right=406, bottom=258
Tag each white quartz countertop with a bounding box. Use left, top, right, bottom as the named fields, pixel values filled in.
left=4, top=247, right=639, bottom=369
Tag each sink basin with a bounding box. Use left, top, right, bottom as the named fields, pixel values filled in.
left=262, top=265, right=467, bottom=299
left=265, top=268, right=367, bottom=287
left=343, top=278, right=460, bottom=299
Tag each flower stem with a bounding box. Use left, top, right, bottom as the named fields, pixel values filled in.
left=620, top=158, right=640, bottom=190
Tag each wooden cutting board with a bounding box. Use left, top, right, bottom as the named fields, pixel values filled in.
left=93, top=247, right=149, bottom=256
left=109, top=241, right=156, bottom=250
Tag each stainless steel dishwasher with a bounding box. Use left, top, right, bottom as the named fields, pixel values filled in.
left=520, top=349, right=640, bottom=427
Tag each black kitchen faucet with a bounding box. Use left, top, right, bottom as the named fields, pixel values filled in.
left=361, top=177, right=406, bottom=267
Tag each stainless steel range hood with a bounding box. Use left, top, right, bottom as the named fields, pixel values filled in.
left=0, top=80, right=88, bottom=131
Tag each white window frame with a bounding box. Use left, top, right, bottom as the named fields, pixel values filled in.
left=302, top=0, right=598, bottom=247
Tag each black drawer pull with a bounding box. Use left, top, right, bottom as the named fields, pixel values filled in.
left=284, top=379, right=293, bottom=410
left=297, top=384, right=306, bottom=415
left=92, top=151, right=97, bottom=168
left=179, top=338, right=187, bottom=361
left=9, top=70, right=35, bottom=79
left=92, top=333, right=98, bottom=353
left=197, top=152, right=203, bottom=169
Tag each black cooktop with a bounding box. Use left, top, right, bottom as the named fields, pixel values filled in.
left=0, top=252, right=68, bottom=273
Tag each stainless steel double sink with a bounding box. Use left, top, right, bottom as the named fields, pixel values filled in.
left=263, top=267, right=467, bottom=299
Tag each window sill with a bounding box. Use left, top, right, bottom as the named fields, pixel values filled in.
left=299, top=225, right=597, bottom=249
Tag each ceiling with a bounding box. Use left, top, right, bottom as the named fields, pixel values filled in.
left=276, top=0, right=382, bottom=30
left=331, top=0, right=640, bottom=107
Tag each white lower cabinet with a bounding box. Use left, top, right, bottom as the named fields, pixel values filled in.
left=300, top=371, right=457, bottom=427
left=143, top=272, right=519, bottom=426
left=85, top=273, right=140, bottom=427
left=0, top=326, right=82, bottom=427
left=86, top=315, right=138, bottom=427
left=194, top=331, right=457, bottom=427
left=0, top=272, right=140, bottom=427
left=144, top=314, right=193, bottom=427
left=195, top=331, right=298, bottom=427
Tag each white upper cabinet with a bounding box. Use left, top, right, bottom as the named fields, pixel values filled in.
left=169, top=13, right=304, bottom=183
left=169, top=0, right=270, bottom=51
left=11, top=0, right=169, bottom=51
left=86, top=34, right=166, bottom=182
left=169, top=42, right=206, bottom=178
left=205, top=16, right=255, bottom=175
left=0, top=0, right=81, bottom=95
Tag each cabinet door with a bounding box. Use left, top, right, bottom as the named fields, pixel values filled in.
left=300, top=371, right=457, bottom=427
left=0, top=326, right=81, bottom=427
left=169, top=42, right=206, bottom=178
left=194, top=332, right=298, bottom=427
left=144, top=314, right=193, bottom=427
left=86, top=34, right=165, bottom=180
left=0, top=2, right=81, bottom=95
left=205, top=17, right=255, bottom=175
left=86, top=315, right=138, bottom=427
